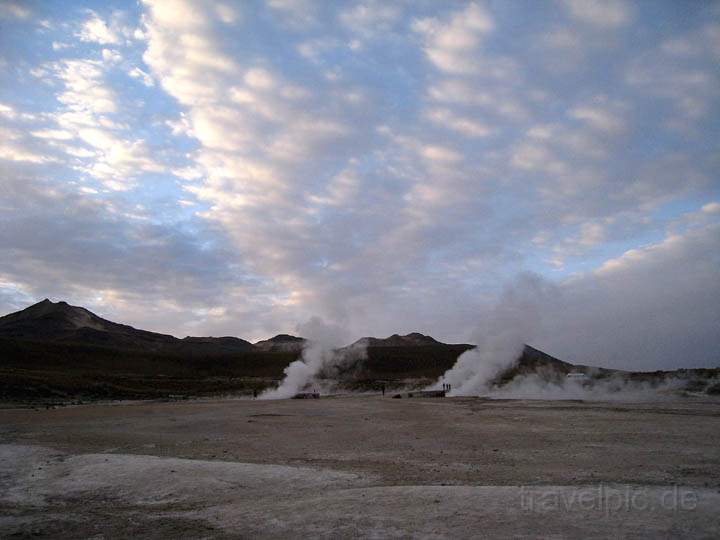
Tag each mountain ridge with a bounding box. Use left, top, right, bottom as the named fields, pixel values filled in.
left=348, top=333, right=445, bottom=348
left=254, top=334, right=307, bottom=353
left=0, top=299, right=255, bottom=354
left=1, top=299, right=717, bottom=402
left=0, top=299, right=471, bottom=352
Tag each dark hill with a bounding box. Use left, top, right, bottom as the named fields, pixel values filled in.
left=0, top=299, right=297, bottom=401
left=334, top=343, right=575, bottom=385
left=0, top=300, right=578, bottom=401
left=350, top=333, right=443, bottom=348
left=254, top=334, right=306, bottom=353
left=4, top=299, right=710, bottom=403
left=491, top=345, right=574, bottom=386
left=0, top=299, right=254, bottom=355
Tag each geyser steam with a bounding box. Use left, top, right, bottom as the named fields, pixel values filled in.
left=260, top=316, right=359, bottom=399
left=434, top=273, right=686, bottom=400
left=434, top=274, right=554, bottom=396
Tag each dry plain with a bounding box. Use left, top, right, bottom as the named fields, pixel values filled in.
left=1, top=395, right=719, bottom=538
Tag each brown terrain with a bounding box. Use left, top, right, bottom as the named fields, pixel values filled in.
left=1, top=396, right=719, bottom=537
left=1, top=299, right=718, bottom=404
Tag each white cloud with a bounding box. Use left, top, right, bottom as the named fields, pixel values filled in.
left=702, top=202, right=720, bottom=215
left=142, top=2, right=237, bottom=106
left=101, top=49, right=123, bottom=64
left=421, top=144, right=463, bottom=163
left=244, top=68, right=276, bottom=90
left=0, top=103, right=17, bottom=119
left=531, top=222, right=720, bottom=369
left=570, top=102, right=625, bottom=134
left=23, top=58, right=165, bottom=189
left=0, top=124, right=60, bottom=164
left=413, top=3, right=494, bottom=75
left=166, top=114, right=194, bottom=137
left=561, top=0, right=632, bottom=29
left=214, top=3, right=239, bottom=24
left=78, top=12, right=121, bottom=45
left=266, top=0, right=318, bottom=27
left=424, top=108, right=491, bottom=137
left=578, top=222, right=605, bottom=247
left=0, top=142, right=50, bottom=164
left=128, top=67, right=154, bottom=87
left=142, top=0, right=210, bottom=29
left=31, top=129, right=74, bottom=140
left=172, top=167, right=203, bottom=181
left=54, top=59, right=117, bottom=114
left=627, top=23, right=720, bottom=130
left=0, top=2, right=30, bottom=19
left=511, top=142, right=566, bottom=174
left=427, top=80, right=527, bottom=120
left=297, top=38, right=341, bottom=62
left=308, top=168, right=361, bottom=207
left=339, top=1, right=402, bottom=36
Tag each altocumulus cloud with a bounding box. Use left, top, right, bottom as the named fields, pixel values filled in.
left=0, top=1, right=718, bottom=369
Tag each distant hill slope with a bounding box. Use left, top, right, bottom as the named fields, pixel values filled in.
left=3, top=299, right=713, bottom=402
left=350, top=333, right=443, bottom=348
left=254, top=334, right=306, bottom=353
left=490, top=345, right=579, bottom=386
left=0, top=299, right=255, bottom=355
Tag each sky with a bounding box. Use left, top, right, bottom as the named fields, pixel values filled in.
left=0, top=0, right=718, bottom=370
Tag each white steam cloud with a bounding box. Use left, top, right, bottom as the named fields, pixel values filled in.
left=433, top=273, right=700, bottom=401
left=487, top=373, right=686, bottom=401
left=259, top=316, right=358, bottom=399
left=433, top=274, right=556, bottom=396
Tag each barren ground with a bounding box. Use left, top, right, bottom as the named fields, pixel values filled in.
left=1, top=396, right=719, bottom=538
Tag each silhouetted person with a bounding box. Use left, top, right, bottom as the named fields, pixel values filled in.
left=381, top=383, right=385, bottom=396
left=253, top=389, right=258, bottom=399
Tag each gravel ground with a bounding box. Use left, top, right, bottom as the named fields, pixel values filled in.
left=1, top=395, right=719, bottom=538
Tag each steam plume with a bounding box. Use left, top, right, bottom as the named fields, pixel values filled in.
left=488, top=373, right=685, bottom=401
left=434, top=274, right=554, bottom=396
left=434, top=273, right=692, bottom=400
left=259, top=316, right=357, bottom=399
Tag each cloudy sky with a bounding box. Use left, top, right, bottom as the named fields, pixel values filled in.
left=0, top=0, right=718, bottom=369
